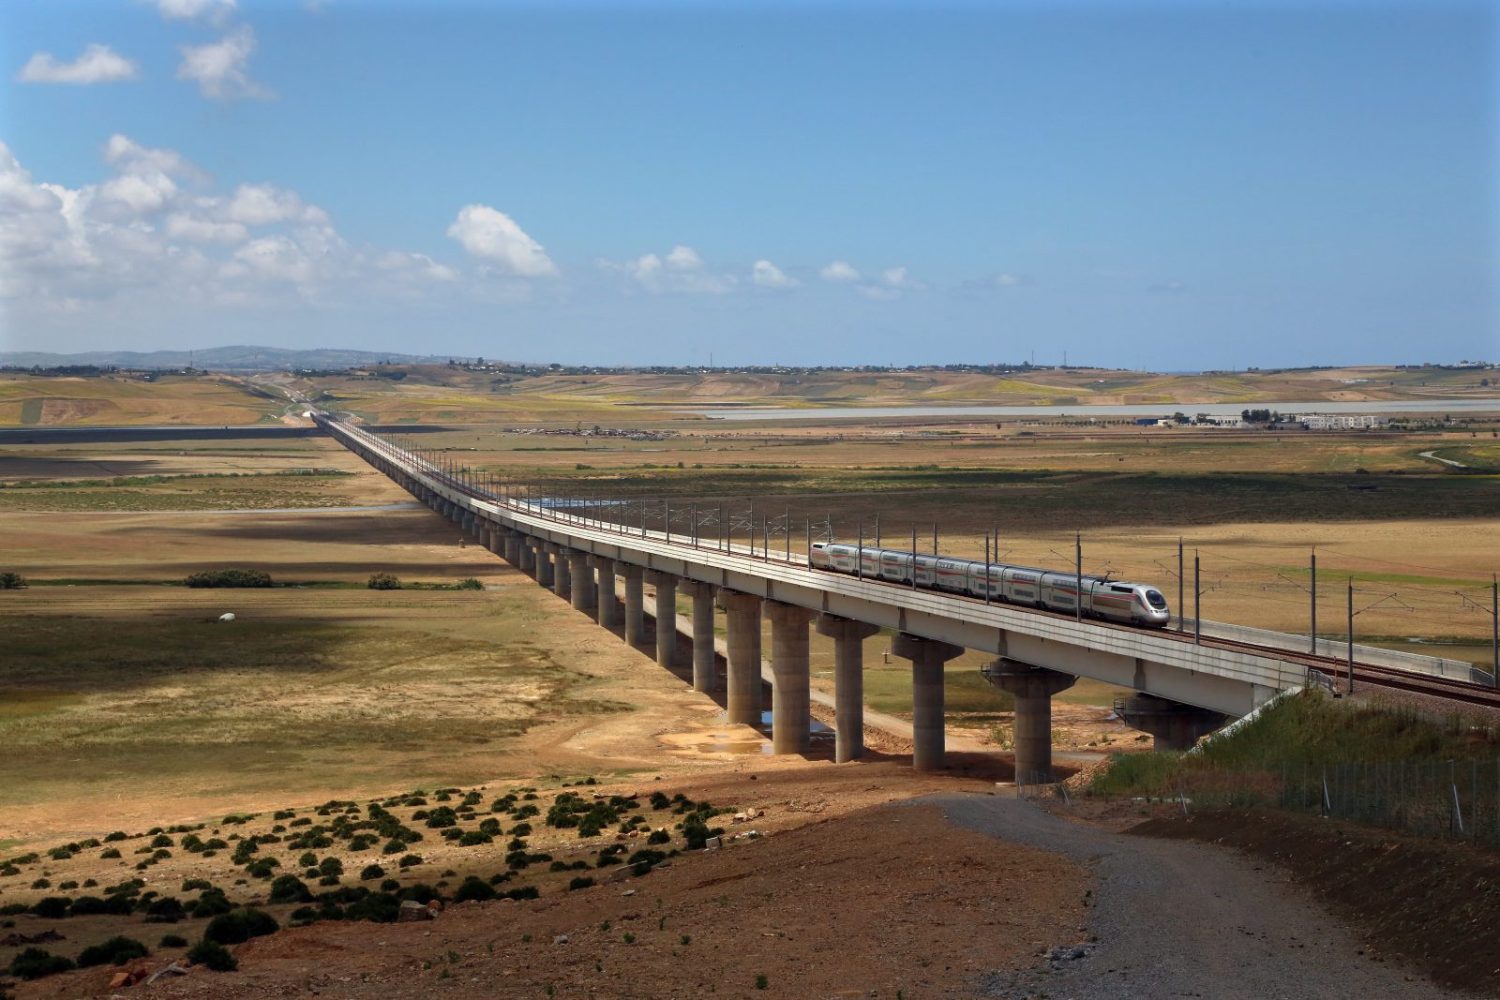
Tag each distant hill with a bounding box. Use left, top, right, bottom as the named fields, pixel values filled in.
left=0, top=345, right=449, bottom=372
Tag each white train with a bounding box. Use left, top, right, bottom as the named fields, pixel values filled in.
left=808, top=542, right=1172, bottom=629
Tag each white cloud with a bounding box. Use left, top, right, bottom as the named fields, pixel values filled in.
left=881, top=266, right=923, bottom=289
left=376, top=251, right=458, bottom=283
left=751, top=259, right=798, bottom=289
left=176, top=25, right=269, bottom=100
left=223, top=183, right=327, bottom=226
left=856, top=285, right=900, bottom=301
left=157, top=0, right=237, bottom=23
left=17, top=44, right=139, bottom=85
left=446, top=204, right=558, bottom=278
left=98, top=171, right=179, bottom=214
left=1, top=135, right=454, bottom=313
left=599, top=244, right=735, bottom=294
left=664, top=245, right=703, bottom=271
left=819, top=260, right=860, bottom=283
left=166, top=213, right=248, bottom=243
left=994, top=272, right=1026, bottom=287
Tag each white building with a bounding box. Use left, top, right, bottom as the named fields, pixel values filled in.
left=1296, top=413, right=1388, bottom=430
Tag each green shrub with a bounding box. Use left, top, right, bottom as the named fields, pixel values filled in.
left=646, top=829, right=670, bottom=845
left=77, top=935, right=149, bottom=968
left=184, top=568, right=272, bottom=589
left=204, top=908, right=279, bottom=945
left=30, top=897, right=70, bottom=919
left=455, top=577, right=483, bottom=591
left=186, top=938, right=237, bottom=972
left=8, top=947, right=74, bottom=980
left=100, top=847, right=122, bottom=860
left=343, top=892, right=400, bottom=923
left=397, top=853, right=423, bottom=869
left=146, top=896, right=185, bottom=922
left=159, top=934, right=188, bottom=948
left=67, top=896, right=109, bottom=916
left=567, top=876, right=595, bottom=891
left=453, top=877, right=495, bottom=903
left=268, top=875, right=313, bottom=904
left=191, top=890, right=233, bottom=918
left=360, top=863, right=386, bottom=881
left=0, top=571, right=28, bottom=590
left=367, top=572, right=402, bottom=590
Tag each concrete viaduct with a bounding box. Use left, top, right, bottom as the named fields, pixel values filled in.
left=320, top=415, right=1310, bottom=782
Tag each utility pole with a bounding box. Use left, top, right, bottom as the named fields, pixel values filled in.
left=1347, top=578, right=1355, bottom=694
left=911, top=525, right=918, bottom=589
left=856, top=520, right=863, bottom=580
left=1178, top=538, right=1185, bottom=633
left=1310, top=549, right=1318, bottom=654
left=1075, top=533, right=1083, bottom=622
left=984, top=532, right=991, bottom=605
left=1194, top=550, right=1201, bottom=645
left=874, top=513, right=880, bottom=548
left=1493, top=575, right=1498, bottom=690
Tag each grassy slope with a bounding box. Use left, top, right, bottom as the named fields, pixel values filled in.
left=0, top=374, right=282, bottom=426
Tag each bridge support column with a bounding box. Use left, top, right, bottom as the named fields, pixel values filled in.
left=983, top=659, right=1077, bottom=785
left=721, top=591, right=763, bottom=727
left=535, top=541, right=554, bottom=588
left=646, top=571, right=678, bottom=667
left=818, top=615, right=881, bottom=763
left=768, top=602, right=817, bottom=755
left=569, top=551, right=595, bottom=614
left=503, top=531, right=521, bottom=565
left=592, top=557, right=619, bottom=627
left=551, top=545, right=571, bottom=598
left=622, top=565, right=645, bottom=647
left=894, top=634, right=965, bottom=772
left=517, top=535, right=534, bottom=573
left=682, top=581, right=718, bottom=695
left=1119, top=694, right=1227, bottom=751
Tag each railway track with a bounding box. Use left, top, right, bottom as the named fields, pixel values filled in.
left=428, top=468, right=1500, bottom=711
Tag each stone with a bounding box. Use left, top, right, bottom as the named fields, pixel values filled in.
left=553, top=934, right=569, bottom=945
left=398, top=899, right=434, bottom=922
left=145, top=962, right=189, bottom=985
left=703, top=836, right=723, bottom=851
left=218, top=612, right=236, bottom=622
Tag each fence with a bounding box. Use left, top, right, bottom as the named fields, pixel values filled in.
left=1081, top=756, right=1500, bottom=848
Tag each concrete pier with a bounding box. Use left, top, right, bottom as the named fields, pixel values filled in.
left=983, top=659, right=1077, bottom=785
left=518, top=536, right=535, bottom=573
left=504, top=531, right=522, bottom=565
left=817, top=614, right=881, bottom=763
left=682, top=581, right=718, bottom=695
left=592, top=556, right=619, bottom=627
left=622, top=564, right=645, bottom=648
left=722, top=591, right=764, bottom=727
left=646, top=571, right=678, bottom=667
left=1119, top=693, right=1228, bottom=751
left=552, top=545, right=571, bottom=598
left=569, top=551, right=594, bottom=613
left=534, top=540, right=553, bottom=587
left=768, top=602, right=817, bottom=755
left=894, top=633, right=964, bottom=772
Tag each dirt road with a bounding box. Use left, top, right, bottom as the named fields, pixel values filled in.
left=931, top=795, right=1458, bottom=999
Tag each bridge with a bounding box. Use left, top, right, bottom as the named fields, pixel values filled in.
left=314, top=413, right=1482, bottom=781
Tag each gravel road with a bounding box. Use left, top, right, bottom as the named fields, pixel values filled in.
left=927, top=794, right=1458, bottom=1000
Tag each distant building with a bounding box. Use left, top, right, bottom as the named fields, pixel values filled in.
left=1295, top=413, right=1388, bottom=430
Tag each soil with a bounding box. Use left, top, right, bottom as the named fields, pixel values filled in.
left=1134, top=807, right=1500, bottom=996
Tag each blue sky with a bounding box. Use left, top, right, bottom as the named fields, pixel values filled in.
left=0, top=0, right=1494, bottom=368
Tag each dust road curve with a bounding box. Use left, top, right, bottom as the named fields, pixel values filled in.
left=924, top=795, right=1458, bottom=1000
left=24, top=502, right=427, bottom=516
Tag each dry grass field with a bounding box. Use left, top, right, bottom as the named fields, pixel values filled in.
left=290, top=362, right=1500, bottom=424
left=0, top=374, right=282, bottom=427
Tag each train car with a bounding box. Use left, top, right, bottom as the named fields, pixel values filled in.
left=807, top=542, right=1171, bottom=628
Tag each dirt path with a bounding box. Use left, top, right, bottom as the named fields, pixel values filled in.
left=928, top=795, right=1460, bottom=999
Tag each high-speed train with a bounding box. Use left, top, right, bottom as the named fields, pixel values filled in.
left=808, top=542, right=1172, bottom=629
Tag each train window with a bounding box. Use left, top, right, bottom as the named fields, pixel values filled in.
left=1145, top=590, right=1167, bottom=608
